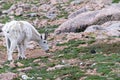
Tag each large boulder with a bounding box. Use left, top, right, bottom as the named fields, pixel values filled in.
left=84, top=21, right=120, bottom=39
left=68, top=0, right=112, bottom=19
left=55, top=3, right=120, bottom=34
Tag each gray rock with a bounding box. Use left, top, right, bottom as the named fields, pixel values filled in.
left=46, top=8, right=57, bottom=20
left=84, top=21, right=120, bottom=38
left=17, top=67, right=32, bottom=72
left=46, top=11, right=57, bottom=20
left=27, top=13, right=39, bottom=17
left=50, top=0, right=64, bottom=4
left=70, top=0, right=84, bottom=5
left=55, top=4, right=120, bottom=34
left=68, top=7, right=90, bottom=19
left=38, top=4, right=51, bottom=12
left=0, top=72, right=17, bottom=80
left=15, top=7, right=23, bottom=16
left=84, top=25, right=104, bottom=33
left=31, top=5, right=38, bottom=12
left=17, top=3, right=31, bottom=9
left=105, top=22, right=120, bottom=36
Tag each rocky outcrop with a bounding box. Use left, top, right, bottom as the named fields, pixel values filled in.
left=55, top=3, right=120, bottom=34
left=68, top=7, right=90, bottom=19
left=2, top=3, right=32, bottom=16
left=84, top=21, right=120, bottom=39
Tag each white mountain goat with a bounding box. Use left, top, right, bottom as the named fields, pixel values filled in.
left=2, top=21, right=49, bottom=61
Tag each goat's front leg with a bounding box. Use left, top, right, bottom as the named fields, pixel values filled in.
left=17, top=44, right=22, bottom=59
left=8, top=40, right=17, bottom=61
left=17, top=44, right=26, bottom=60
left=21, top=44, right=26, bottom=59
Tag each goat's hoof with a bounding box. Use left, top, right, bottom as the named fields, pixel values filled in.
left=18, top=56, right=23, bottom=60
left=18, top=56, right=22, bottom=60
left=7, top=60, right=14, bottom=64
left=18, top=56, right=26, bottom=60
left=8, top=57, right=13, bottom=61
left=8, top=58, right=13, bottom=62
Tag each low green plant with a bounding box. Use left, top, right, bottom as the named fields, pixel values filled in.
left=112, top=0, right=120, bottom=3
left=38, top=25, right=58, bottom=33
left=85, top=75, right=107, bottom=80
left=2, top=3, right=13, bottom=10
left=0, top=16, right=10, bottom=23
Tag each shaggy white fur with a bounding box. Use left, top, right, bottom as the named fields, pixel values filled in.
left=2, top=20, right=49, bottom=61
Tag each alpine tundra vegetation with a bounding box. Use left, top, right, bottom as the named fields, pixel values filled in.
left=0, top=0, right=119, bottom=80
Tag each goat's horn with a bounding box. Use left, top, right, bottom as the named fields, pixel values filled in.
left=45, top=30, right=48, bottom=39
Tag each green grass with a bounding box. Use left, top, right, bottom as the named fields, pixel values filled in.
left=55, top=39, right=96, bottom=59
left=2, top=3, right=13, bottom=10
left=57, top=39, right=95, bottom=47
left=112, top=0, right=120, bottom=3
left=95, top=62, right=114, bottom=75
left=57, top=40, right=86, bottom=46
left=1, top=39, right=120, bottom=79
left=56, top=4, right=69, bottom=19
left=26, top=66, right=85, bottom=80
left=38, top=25, right=59, bottom=33
left=0, top=66, right=9, bottom=74
left=14, top=16, right=27, bottom=20
left=85, top=75, right=107, bottom=80
left=57, top=11, right=68, bottom=19
left=54, top=39, right=120, bottom=79
left=17, top=58, right=39, bottom=68
left=0, top=16, right=10, bottom=23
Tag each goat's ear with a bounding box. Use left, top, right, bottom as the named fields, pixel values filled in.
left=45, top=32, right=48, bottom=40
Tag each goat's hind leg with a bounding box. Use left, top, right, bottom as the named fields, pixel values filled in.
left=5, top=37, right=10, bottom=56
left=5, top=36, right=13, bottom=61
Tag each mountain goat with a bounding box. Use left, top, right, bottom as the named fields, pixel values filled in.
left=2, top=20, right=49, bottom=61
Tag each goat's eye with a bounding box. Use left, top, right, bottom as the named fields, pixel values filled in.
left=43, top=41, right=46, bottom=43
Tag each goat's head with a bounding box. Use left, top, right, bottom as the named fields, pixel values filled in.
left=39, top=32, right=49, bottom=52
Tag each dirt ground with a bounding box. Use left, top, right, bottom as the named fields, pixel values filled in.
left=0, top=48, right=51, bottom=65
